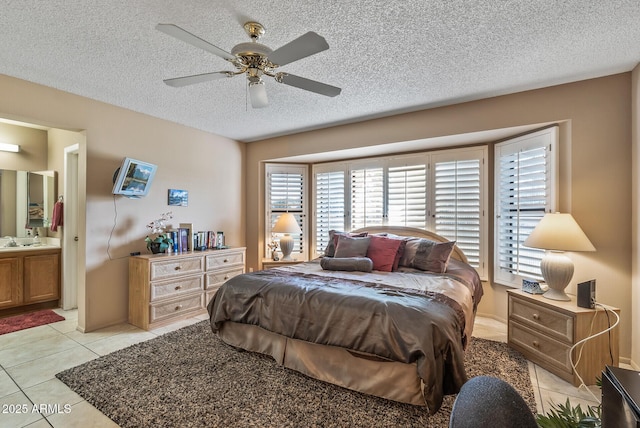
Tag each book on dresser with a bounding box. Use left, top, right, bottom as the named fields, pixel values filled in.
left=128, top=247, right=246, bottom=330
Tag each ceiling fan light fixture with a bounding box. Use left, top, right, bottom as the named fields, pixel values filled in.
left=249, top=80, right=268, bottom=108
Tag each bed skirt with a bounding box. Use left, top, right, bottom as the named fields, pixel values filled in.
left=218, top=321, right=425, bottom=406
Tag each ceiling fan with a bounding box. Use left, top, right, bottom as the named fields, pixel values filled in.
left=156, top=22, right=341, bottom=108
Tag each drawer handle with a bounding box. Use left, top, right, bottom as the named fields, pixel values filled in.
left=532, top=313, right=540, bottom=320
left=223, top=259, right=229, bottom=263
left=224, top=275, right=229, bottom=280
left=175, top=285, right=182, bottom=290
left=532, top=340, right=539, bottom=348
left=174, top=266, right=181, bottom=271
left=175, top=305, right=182, bottom=311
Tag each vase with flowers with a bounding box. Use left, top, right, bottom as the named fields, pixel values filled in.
left=145, top=212, right=174, bottom=254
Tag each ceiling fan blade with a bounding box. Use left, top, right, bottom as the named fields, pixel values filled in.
left=249, top=81, right=269, bottom=108
left=156, top=24, right=236, bottom=61
left=268, top=32, right=329, bottom=66
left=278, top=73, right=341, bottom=97
left=163, top=72, right=231, bottom=87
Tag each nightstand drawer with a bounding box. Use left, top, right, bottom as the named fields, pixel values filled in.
left=150, top=293, right=204, bottom=323
left=150, top=275, right=204, bottom=301
left=150, top=257, right=204, bottom=280
left=510, top=295, right=574, bottom=343
left=509, top=321, right=572, bottom=374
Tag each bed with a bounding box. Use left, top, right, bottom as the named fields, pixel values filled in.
left=207, top=226, right=483, bottom=414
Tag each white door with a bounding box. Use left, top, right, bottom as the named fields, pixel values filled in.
left=62, top=144, right=79, bottom=310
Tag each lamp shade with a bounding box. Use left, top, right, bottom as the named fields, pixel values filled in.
left=272, top=212, right=301, bottom=234
left=523, top=213, right=595, bottom=252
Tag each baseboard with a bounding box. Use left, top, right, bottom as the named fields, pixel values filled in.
left=475, top=311, right=507, bottom=325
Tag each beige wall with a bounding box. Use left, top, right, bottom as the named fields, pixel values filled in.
left=0, top=122, right=48, bottom=171
left=247, top=73, right=633, bottom=361
left=632, top=64, right=639, bottom=369
left=0, top=74, right=245, bottom=332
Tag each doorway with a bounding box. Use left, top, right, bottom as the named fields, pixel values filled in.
left=62, top=144, right=79, bottom=310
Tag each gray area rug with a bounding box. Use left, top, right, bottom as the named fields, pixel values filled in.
left=56, top=321, right=535, bottom=427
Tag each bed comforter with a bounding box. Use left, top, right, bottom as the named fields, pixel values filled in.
left=207, top=258, right=482, bottom=413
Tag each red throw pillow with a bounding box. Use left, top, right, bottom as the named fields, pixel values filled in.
left=366, top=235, right=404, bottom=272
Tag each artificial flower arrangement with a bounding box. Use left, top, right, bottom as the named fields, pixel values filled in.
left=145, top=212, right=174, bottom=253
left=267, top=239, right=280, bottom=260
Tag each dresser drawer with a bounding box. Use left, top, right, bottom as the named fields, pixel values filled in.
left=205, top=267, right=244, bottom=290
left=509, top=321, right=572, bottom=375
left=150, top=293, right=204, bottom=323
left=510, top=295, right=574, bottom=343
left=206, top=251, right=244, bottom=270
left=150, top=257, right=204, bottom=281
left=150, top=275, right=204, bottom=301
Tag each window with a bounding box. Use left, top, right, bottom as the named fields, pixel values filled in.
left=494, top=127, right=558, bottom=287
left=309, top=149, right=487, bottom=279
left=350, top=162, right=385, bottom=229
left=432, top=148, right=487, bottom=278
left=387, top=157, right=428, bottom=228
left=314, top=166, right=346, bottom=254
left=265, top=164, right=307, bottom=259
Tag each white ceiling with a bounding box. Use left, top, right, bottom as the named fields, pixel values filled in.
left=1, top=1, right=639, bottom=143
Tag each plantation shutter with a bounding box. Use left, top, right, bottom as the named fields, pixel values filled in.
left=433, top=151, right=485, bottom=277
left=350, top=166, right=384, bottom=230
left=266, top=164, right=307, bottom=258
left=315, top=169, right=346, bottom=254
left=494, top=128, right=558, bottom=287
left=387, top=160, right=427, bottom=228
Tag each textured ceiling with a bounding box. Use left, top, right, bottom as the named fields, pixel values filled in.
left=1, top=1, right=639, bottom=142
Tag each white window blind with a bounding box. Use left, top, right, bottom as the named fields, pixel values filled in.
left=433, top=154, right=485, bottom=276
left=266, top=164, right=307, bottom=258
left=350, top=166, right=384, bottom=230
left=388, top=163, right=427, bottom=228
left=495, top=127, right=558, bottom=287
left=315, top=170, right=346, bottom=254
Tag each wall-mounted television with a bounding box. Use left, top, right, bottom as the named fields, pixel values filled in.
left=111, top=157, right=157, bottom=198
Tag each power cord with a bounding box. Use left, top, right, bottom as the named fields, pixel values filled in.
left=569, top=301, right=620, bottom=402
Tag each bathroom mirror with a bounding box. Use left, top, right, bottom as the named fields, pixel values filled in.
left=0, top=169, right=57, bottom=237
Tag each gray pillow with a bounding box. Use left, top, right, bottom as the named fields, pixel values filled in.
left=413, top=240, right=456, bottom=273
left=320, top=257, right=373, bottom=272
left=334, top=235, right=371, bottom=258
left=324, top=230, right=368, bottom=257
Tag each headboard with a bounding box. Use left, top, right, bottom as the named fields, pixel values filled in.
left=351, top=226, right=468, bottom=264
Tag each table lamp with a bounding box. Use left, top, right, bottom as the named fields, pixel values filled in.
left=272, top=212, right=301, bottom=260
left=523, top=212, right=595, bottom=301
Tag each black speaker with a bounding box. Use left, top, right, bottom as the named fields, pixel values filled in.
left=577, top=279, right=596, bottom=308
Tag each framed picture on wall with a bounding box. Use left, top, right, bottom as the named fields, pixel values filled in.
left=168, top=189, right=188, bottom=206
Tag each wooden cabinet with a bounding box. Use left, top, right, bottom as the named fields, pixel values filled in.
left=261, top=260, right=305, bottom=270
left=0, top=248, right=61, bottom=313
left=129, top=247, right=245, bottom=330
left=507, top=289, right=619, bottom=386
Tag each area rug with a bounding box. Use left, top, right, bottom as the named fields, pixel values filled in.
left=56, top=321, right=535, bottom=427
left=0, top=309, right=65, bottom=335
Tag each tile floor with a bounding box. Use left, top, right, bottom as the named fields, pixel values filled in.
left=0, top=310, right=620, bottom=427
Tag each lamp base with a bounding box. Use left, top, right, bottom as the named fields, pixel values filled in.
left=279, top=234, right=294, bottom=261
left=541, top=251, right=573, bottom=301
left=543, top=288, right=571, bottom=301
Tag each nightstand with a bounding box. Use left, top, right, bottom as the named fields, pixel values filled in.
left=261, top=259, right=305, bottom=270
left=507, top=289, right=619, bottom=386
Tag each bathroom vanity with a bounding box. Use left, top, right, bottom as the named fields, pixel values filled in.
left=0, top=245, right=61, bottom=315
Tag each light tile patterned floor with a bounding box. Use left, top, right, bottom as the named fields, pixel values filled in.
left=0, top=310, right=617, bottom=427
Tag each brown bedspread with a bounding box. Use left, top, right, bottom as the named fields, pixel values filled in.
left=208, top=259, right=482, bottom=414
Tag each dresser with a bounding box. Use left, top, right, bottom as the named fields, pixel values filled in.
left=129, top=247, right=245, bottom=330
left=507, top=289, right=619, bottom=386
